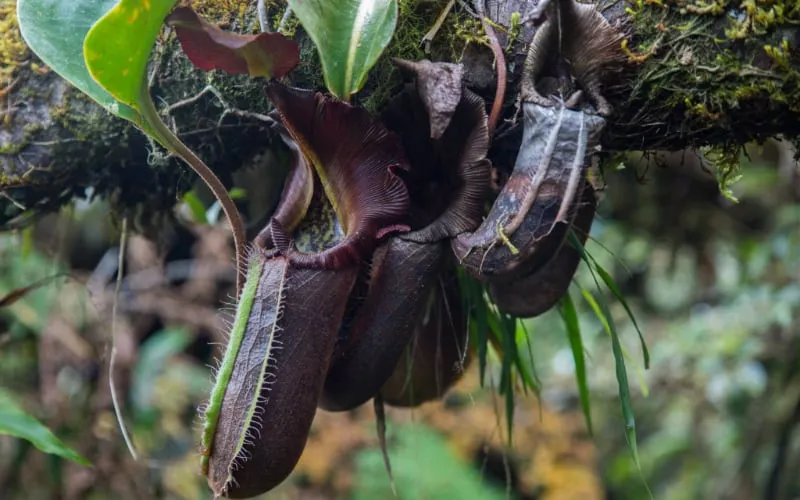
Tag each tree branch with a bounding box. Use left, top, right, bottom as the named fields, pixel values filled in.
left=1, top=1, right=798, bottom=227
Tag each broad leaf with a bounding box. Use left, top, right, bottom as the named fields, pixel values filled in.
left=0, top=388, right=90, bottom=466
left=288, top=0, right=398, bottom=99
left=83, top=0, right=177, bottom=111
left=17, top=0, right=141, bottom=125
left=167, top=6, right=299, bottom=78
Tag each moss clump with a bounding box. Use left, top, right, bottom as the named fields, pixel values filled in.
left=0, top=0, right=29, bottom=90
left=358, top=0, right=483, bottom=113
left=191, top=0, right=251, bottom=28
left=606, top=0, right=800, bottom=190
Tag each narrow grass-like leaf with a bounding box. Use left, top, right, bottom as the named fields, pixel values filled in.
left=559, top=293, right=593, bottom=435
left=490, top=307, right=517, bottom=444
left=581, top=287, right=640, bottom=467
left=569, top=232, right=649, bottom=368
left=607, top=307, right=640, bottom=467
left=514, top=320, right=540, bottom=396
left=568, top=232, right=648, bottom=491
left=578, top=283, right=649, bottom=396
left=575, top=273, right=650, bottom=497
left=0, top=388, right=90, bottom=466
left=459, top=271, right=488, bottom=385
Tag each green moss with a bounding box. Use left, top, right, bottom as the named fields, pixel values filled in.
left=191, top=0, right=251, bottom=28
left=0, top=0, right=29, bottom=90
left=700, top=144, right=745, bottom=201
left=611, top=0, right=800, bottom=191
left=359, top=0, right=483, bottom=113
left=0, top=124, right=41, bottom=155
left=273, top=7, right=301, bottom=37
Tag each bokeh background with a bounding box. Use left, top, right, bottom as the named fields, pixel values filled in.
left=1, top=139, right=798, bottom=500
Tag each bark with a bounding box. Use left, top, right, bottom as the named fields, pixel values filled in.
left=1, top=0, right=798, bottom=228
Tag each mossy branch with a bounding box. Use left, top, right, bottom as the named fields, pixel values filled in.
left=1, top=0, right=798, bottom=227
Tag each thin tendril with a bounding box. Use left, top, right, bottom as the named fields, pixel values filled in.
left=109, top=217, right=139, bottom=460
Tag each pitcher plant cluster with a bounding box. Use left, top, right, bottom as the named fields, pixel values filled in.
left=17, top=0, right=650, bottom=498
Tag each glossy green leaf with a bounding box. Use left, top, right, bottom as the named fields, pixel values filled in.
left=0, top=388, right=90, bottom=466
left=17, top=0, right=141, bottom=125
left=83, top=0, right=177, bottom=111
left=288, top=0, right=398, bottom=99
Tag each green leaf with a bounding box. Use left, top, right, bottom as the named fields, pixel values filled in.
left=288, top=0, right=398, bottom=99
left=514, top=321, right=541, bottom=396
left=559, top=293, right=593, bottom=436
left=581, top=287, right=640, bottom=465
left=182, top=191, right=209, bottom=224
left=80, top=0, right=248, bottom=304
left=576, top=264, right=651, bottom=497
left=229, top=188, right=248, bottom=200
left=17, top=0, right=142, bottom=125
left=458, top=271, right=488, bottom=386
left=0, top=388, right=90, bottom=466
left=83, top=0, right=177, bottom=112
left=572, top=232, right=650, bottom=369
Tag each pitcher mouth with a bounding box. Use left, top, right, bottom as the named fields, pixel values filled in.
left=262, top=82, right=411, bottom=269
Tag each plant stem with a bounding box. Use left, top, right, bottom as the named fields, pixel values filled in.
left=138, top=85, right=246, bottom=294
left=481, top=17, right=506, bottom=137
